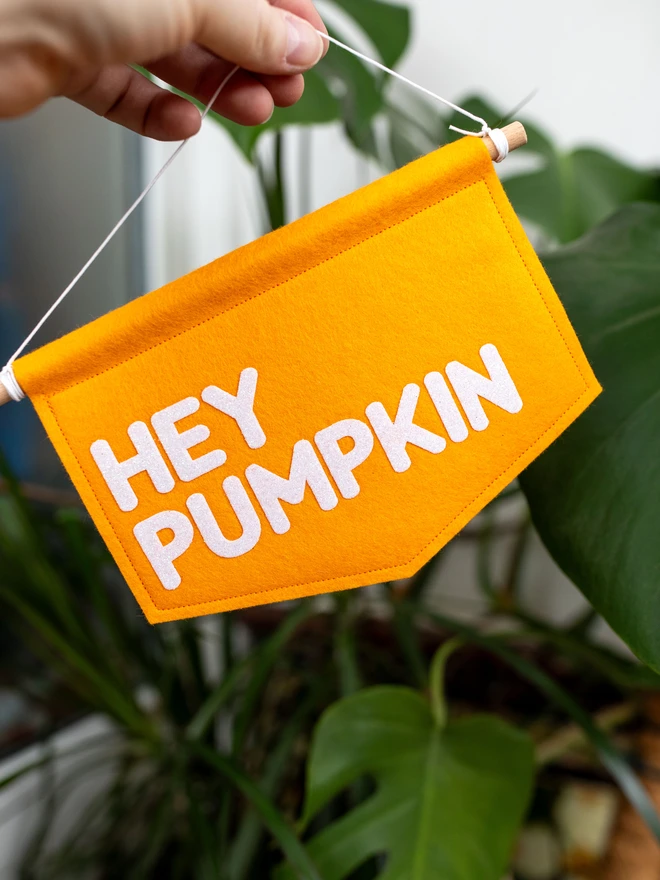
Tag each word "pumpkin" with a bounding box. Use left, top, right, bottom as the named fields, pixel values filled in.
left=89, top=343, right=522, bottom=590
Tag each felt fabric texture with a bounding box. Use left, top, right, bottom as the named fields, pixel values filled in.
left=14, top=137, right=601, bottom=624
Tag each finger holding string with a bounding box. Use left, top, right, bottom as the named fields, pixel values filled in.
left=149, top=0, right=328, bottom=121
left=142, top=46, right=306, bottom=131
left=144, top=0, right=329, bottom=129
left=63, top=0, right=328, bottom=141
left=62, top=60, right=297, bottom=140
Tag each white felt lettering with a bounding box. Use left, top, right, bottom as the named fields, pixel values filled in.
left=106, top=345, right=525, bottom=592
left=91, top=422, right=175, bottom=512
left=187, top=476, right=261, bottom=558
left=365, top=384, right=446, bottom=473
left=446, top=343, right=523, bottom=431
left=133, top=509, right=194, bottom=590
left=315, top=418, right=374, bottom=499
left=246, top=439, right=338, bottom=535
left=151, top=396, right=226, bottom=482
left=202, top=367, right=266, bottom=449
left=423, top=372, right=469, bottom=442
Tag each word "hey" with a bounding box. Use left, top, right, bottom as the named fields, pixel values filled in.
left=89, top=344, right=522, bottom=590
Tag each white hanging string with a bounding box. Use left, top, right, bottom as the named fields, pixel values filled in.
left=1, top=34, right=508, bottom=404
left=318, top=32, right=493, bottom=138
left=2, top=64, right=238, bottom=383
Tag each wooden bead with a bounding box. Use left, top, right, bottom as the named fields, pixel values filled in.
left=485, top=121, right=527, bottom=161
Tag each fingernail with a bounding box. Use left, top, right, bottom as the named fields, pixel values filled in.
left=285, top=15, right=324, bottom=68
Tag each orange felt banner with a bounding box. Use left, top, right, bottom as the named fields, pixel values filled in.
left=14, top=137, right=601, bottom=623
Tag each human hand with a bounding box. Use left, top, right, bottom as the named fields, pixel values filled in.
left=0, top=0, right=327, bottom=139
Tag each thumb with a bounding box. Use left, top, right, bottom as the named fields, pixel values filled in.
left=196, top=0, right=325, bottom=75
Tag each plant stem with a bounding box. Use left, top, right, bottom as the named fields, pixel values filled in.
left=274, top=131, right=286, bottom=228
left=500, top=513, right=532, bottom=608
left=388, top=590, right=428, bottom=688
left=476, top=508, right=497, bottom=601
left=334, top=593, right=363, bottom=697
left=256, top=132, right=287, bottom=232
left=221, top=611, right=234, bottom=677
left=429, top=637, right=462, bottom=729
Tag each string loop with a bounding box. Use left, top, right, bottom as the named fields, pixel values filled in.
left=1, top=36, right=511, bottom=402
left=0, top=365, right=25, bottom=402
left=485, top=127, right=510, bottom=163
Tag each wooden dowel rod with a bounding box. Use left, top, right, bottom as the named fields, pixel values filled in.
left=0, top=122, right=527, bottom=410
left=484, top=121, right=527, bottom=161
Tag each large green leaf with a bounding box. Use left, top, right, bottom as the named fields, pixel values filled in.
left=384, top=92, right=446, bottom=169
left=278, top=686, right=534, bottom=879
left=521, top=204, right=660, bottom=670
left=330, top=0, right=410, bottom=68
left=506, top=147, right=660, bottom=244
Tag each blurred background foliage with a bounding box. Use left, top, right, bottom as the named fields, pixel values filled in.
left=3, top=0, right=660, bottom=877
